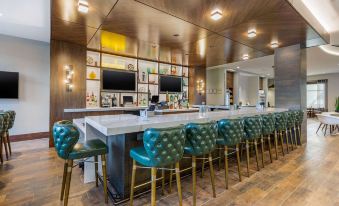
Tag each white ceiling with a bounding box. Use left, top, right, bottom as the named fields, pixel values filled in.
left=0, top=0, right=50, bottom=42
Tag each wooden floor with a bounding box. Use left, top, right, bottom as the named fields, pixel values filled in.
left=1, top=119, right=339, bottom=206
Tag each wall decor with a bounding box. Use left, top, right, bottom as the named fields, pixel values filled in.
left=86, top=80, right=100, bottom=108
left=86, top=66, right=100, bottom=80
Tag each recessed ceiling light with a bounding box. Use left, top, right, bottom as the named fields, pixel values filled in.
left=0, top=12, right=3, bottom=17
left=211, top=9, right=223, bottom=21
left=270, top=41, right=279, bottom=48
left=78, top=0, right=89, bottom=13
left=247, top=29, right=257, bottom=38
left=173, top=34, right=180, bottom=37
left=236, top=66, right=240, bottom=69
left=242, top=54, right=249, bottom=60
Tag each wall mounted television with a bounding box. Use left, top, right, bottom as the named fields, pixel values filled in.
left=159, top=75, right=182, bottom=93
left=0, top=71, right=19, bottom=99
left=102, top=69, right=136, bottom=91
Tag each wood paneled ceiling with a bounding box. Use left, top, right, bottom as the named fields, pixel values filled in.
left=51, top=0, right=328, bottom=67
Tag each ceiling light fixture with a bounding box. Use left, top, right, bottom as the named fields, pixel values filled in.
left=0, top=12, right=3, bottom=17
left=236, top=66, right=240, bottom=69
left=270, top=41, right=279, bottom=48
left=247, top=29, right=256, bottom=38
left=211, top=9, right=223, bottom=21
left=78, top=0, right=89, bottom=13
left=242, top=54, right=249, bottom=60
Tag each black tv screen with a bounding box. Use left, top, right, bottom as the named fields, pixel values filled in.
left=160, top=76, right=182, bottom=93
left=0, top=71, right=19, bottom=99
left=102, top=70, right=136, bottom=91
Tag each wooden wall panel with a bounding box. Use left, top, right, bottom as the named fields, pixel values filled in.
left=189, top=66, right=206, bottom=105
left=50, top=40, right=87, bottom=147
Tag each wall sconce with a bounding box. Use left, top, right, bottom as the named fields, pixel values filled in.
left=64, top=65, right=74, bottom=92
left=196, top=80, right=205, bottom=95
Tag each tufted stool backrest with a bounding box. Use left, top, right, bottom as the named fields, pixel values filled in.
left=218, top=118, right=244, bottom=146
left=244, top=115, right=262, bottom=140
left=286, top=111, right=296, bottom=129
left=261, top=113, right=275, bottom=136
left=274, top=112, right=287, bottom=131
left=0, top=112, right=10, bottom=131
left=296, top=110, right=304, bottom=125
left=6, top=111, right=16, bottom=130
left=143, top=126, right=185, bottom=167
left=0, top=113, right=7, bottom=134
left=53, top=120, right=80, bottom=160
left=185, top=121, right=218, bottom=156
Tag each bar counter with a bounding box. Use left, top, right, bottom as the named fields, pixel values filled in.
left=82, top=107, right=287, bottom=201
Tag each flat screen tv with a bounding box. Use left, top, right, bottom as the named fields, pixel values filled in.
left=102, top=69, right=136, bottom=91
left=0, top=71, right=19, bottom=99
left=160, top=75, right=182, bottom=93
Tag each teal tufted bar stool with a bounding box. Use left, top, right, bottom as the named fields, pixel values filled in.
left=217, top=118, right=244, bottom=189
left=286, top=111, right=297, bottom=150
left=261, top=113, right=276, bottom=163
left=4, top=111, right=15, bottom=157
left=274, top=112, right=288, bottom=158
left=129, top=126, right=185, bottom=206
left=295, top=110, right=304, bottom=145
left=0, top=112, right=10, bottom=162
left=184, top=121, right=218, bottom=206
left=244, top=115, right=262, bottom=177
left=53, top=120, right=108, bottom=206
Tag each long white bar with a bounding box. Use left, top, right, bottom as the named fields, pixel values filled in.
left=85, top=107, right=287, bottom=136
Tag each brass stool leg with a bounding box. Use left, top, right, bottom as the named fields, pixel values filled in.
left=64, top=159, right=73, bottom=206
left=201, top=154, right=205, bottom=178
left=274, top=131, right=279, bottom=160
left=290, top=129, right=294, bottom=150
left=236, top=144, right=242, bottom=182
left=130, top=160, right=136, bottom=206
left=279, top=132, right=285, bottom=156
left=298, top=125, right=302, bottom=145
left=224, top=146, right=228, bottom=189
left=293, top=127, right=298, bottom=147
left=101, top=155, right=108, bottom=204
left=254, top=139, right=260, bottom=171
left=192, top=156, right=197, bottom=206
left=161, top=169, right=165, bottom=195
left=175, top=162, right=183, bottom=206
left=208, top=153, right=216, bottom=198
left=285, top=130, right=289, bottom=153
left=94, top=156, right=98, bottom=187
left=260, top=137, right=265, bottom=168
left=151, top=167, right=157, bottom=206
left=3, top=134, right=8, bottom=160
left=246, top=140, right=250, bottom=177
left=169, top=164, right=173, bottom=193
left=267, top=135, right=273, bottom=163
left=6, top=131, right=11, bottom=155
left=60, top=160, right=68, bottom=200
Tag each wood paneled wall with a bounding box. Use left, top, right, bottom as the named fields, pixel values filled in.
left=50, top=40, right=87, bottom=147
left=189, top=66, right=206, bottom=105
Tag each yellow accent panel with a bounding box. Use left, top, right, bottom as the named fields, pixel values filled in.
left=101, top=31, right=126, bottom=52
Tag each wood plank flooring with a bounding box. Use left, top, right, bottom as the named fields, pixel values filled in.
left=1, top=119, right=339, bottom=206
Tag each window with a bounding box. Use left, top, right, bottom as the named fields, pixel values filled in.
left=307, top=80, right=327, bottom=109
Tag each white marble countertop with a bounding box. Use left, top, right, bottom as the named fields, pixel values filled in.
left=154, top=108, right=199, bottom=113
left=64, top=106, right=148, bottom=113
left=85, top=107, right=287, bottom=136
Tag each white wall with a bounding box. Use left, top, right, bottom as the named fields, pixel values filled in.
left=307, top=73, right=339, bottom=111
left=267, top=88, right=275, bottom=107
left=206, top=68, right=225, bottom=105
left=237, top=73, right=259, bottom=105
left=0, top=34, right=50, bottom=135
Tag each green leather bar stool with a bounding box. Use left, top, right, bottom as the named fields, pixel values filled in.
left=274, top=112, right=288, bottom=158
left=0, top=113, right=7, bottom=164
left=261, top=113, right=276, bottom=164
left=184, top=121, right=218, bottom=206
left=217, top=118, right=244, bottom=189
left=129, top=126, right=185, bottom=206
left=53, top=120, right=108, bottom=206
left=0, top=112, right=10, bottom=162
left=295, top=110, right=304, bottom=145
left=286, top=111, right=297, bottom=150
left=244, top=116, right=263, bottom=177
left=4, top=111, right=15, bottom=156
